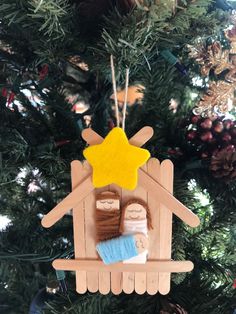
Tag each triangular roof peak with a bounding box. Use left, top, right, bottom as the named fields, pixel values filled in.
left=41, top=128, right=200, bottom=229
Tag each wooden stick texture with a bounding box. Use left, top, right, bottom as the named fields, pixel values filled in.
left=81, top=126, right=153, bottom=148
left=109, top=184, right=123, bottom=295
left=53, top=259, right=194, bottom=273
left=42, top=165, right=199, bottom=229
left=41, top=175, right=94, bottom=228
left=84, top=129, right=111, bottom=294
left=128, top=126, right=153, bottom=146
left=98, top=271, right=110, bottom=295
left=139, top=168, right=200, bottom=227
left=121, top=187, right=135, bottom=294
left=82, top=128, right=103, bottom=145
left=158, top=160, right=174, bottom=295
left=84, top=189, right=99, bottom=293
left=98, top=186, right=111, bottom=295
left=134, top=164, right=148, bottom=294
left=146, top=158, right=160, bottom=295
left=82, top=133, right=110, bottom=293
left=71, top=161, right=87, bottom=293
left=42, top=159, right=199, bottom=230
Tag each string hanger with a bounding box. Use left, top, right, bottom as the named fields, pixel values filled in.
left=110, top=55, right=129, bottom=130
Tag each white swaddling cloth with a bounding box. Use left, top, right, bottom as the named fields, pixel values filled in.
left=122, top=219, right=148, bottom=263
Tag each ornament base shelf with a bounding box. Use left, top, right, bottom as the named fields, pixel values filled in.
left=53, top=259, right=194, bottom=272
left=53, top=259, right=193, bottom=295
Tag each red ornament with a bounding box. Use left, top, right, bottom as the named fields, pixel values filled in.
left=222, top=132, right=232, bottom=142
left=233, top=279, right=236, bottom=289
left=200, top=118, right=213, bottom=129
left=225, top=145, right=235, bottom=152
left=187, top=130, right=197, bottom=140
left=213, top=121, right=224, bottom=133
left=191, top=115, right=201, bottom=124
left=39, top=64, right=49, bottom=80
left=1, top=87, right=8, bottom=98
left=7, top=91, right=15, bottom=106
left=200, top=131, right=213, bottom=142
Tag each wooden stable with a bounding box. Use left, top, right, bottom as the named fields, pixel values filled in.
left=42, top=127, right=200, bottom=295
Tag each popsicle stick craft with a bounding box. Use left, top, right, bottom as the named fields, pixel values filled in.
left=41, top=56, right=200, bottom=295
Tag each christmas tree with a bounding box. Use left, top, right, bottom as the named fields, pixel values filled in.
left=0, top=1, right=235, bottom=313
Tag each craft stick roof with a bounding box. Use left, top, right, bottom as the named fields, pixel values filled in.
left=41, top=164, right=200, bottom=229
left=41, top=127, right=200, bottom=229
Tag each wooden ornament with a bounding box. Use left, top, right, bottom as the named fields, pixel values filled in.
left=41, top=127, right=200, bottom=295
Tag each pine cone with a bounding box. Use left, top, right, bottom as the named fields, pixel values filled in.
left=194, top=80, right=235, bottom=117
left=210, top=148, right=236, bottom=181
left=188, top=41, right=230, bottom=77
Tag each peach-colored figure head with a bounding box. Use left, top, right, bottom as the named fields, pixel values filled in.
left=124, top=202, right=147, bottom=220
left=96, top=191, right=120, bottom=211
left=120, top=199, right=153, bottom=232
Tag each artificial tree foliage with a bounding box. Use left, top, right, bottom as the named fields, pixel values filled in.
left=0, top=1, right=235, bottom=313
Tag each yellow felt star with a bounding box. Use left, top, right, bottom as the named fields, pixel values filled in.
left=83, top=127, right=150, bottom=190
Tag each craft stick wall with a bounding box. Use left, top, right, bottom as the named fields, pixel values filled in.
left=51, top=158, right=194, bottom=295
left=71, top=160, right=87, bottom=293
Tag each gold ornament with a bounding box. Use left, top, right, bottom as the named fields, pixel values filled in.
left=110, top=84, right=144, bottom=106
left=189, top=37, right=236, bottom=116
left=225, top=26, right=236, bottom=54
left=225, top=55, right=236, bottom=83
left=188, top=41, right=230, bottom=76
left=193, top=81, right=235, bottom=117
left=225, top=69, right=236, bottom=82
